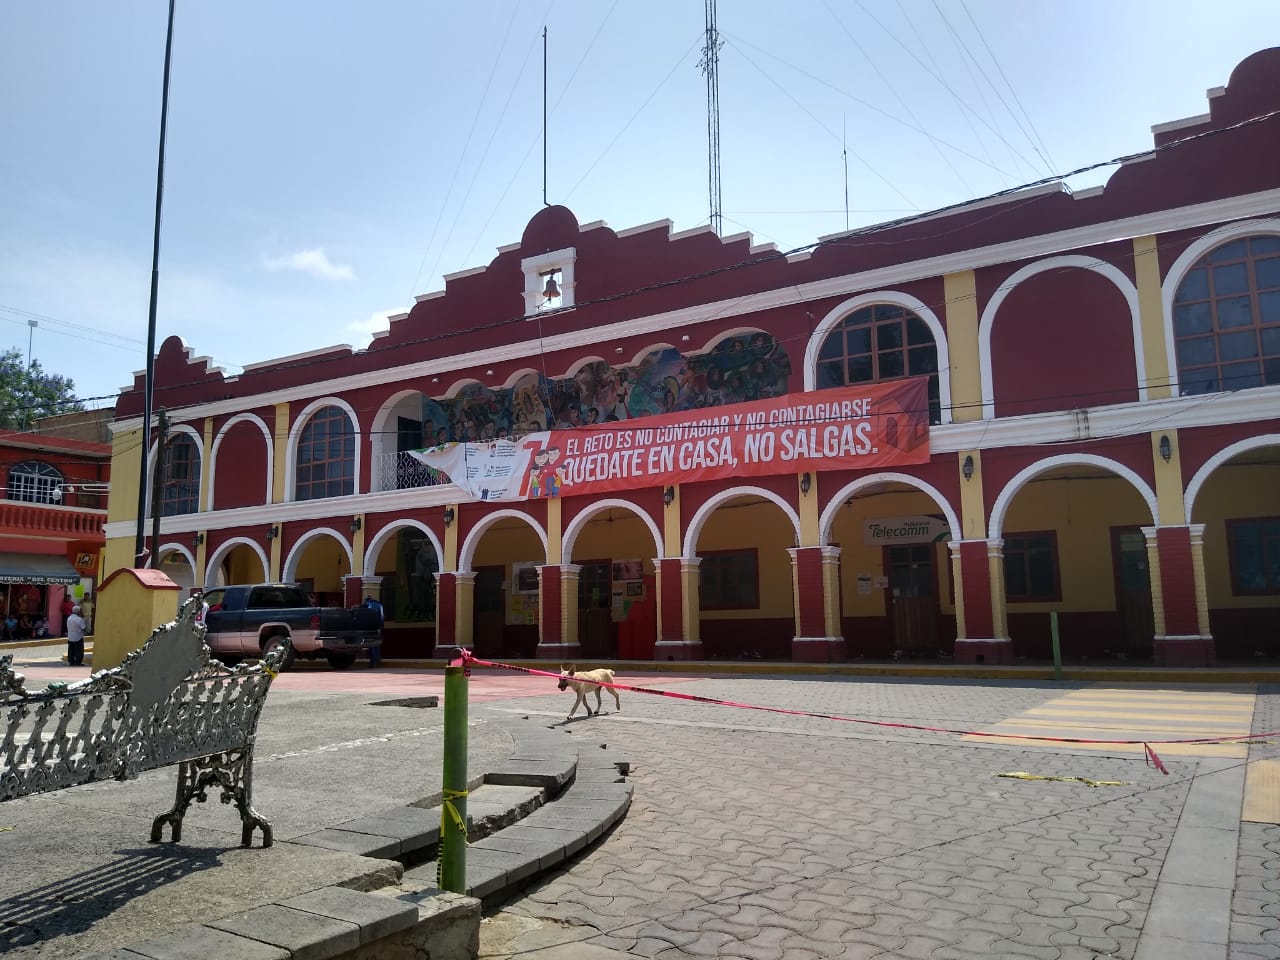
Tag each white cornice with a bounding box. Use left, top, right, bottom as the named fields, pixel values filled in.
left=113, top=188, right=1280, bottom=430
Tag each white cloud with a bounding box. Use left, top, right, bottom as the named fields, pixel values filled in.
left=346, top=308, right=399, bottom=342
left=262, top=248, right=356, bottom=282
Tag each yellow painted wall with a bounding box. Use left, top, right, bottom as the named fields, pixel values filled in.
left=1192, top=463, right=1280, bottom=609
left=828, top=491, right=955, bottom=617
left=223, top=547, right=266, bottom=585
left=696, top=500, right=794, bottom=620
left=569, top=517, right=657, bottom=571
left=294, top=539, right=352, bottom=593
left=1001, top=476, right=1150, bottom=613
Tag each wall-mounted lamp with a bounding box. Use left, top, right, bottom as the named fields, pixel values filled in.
left=800, top=472, right=812, bottom=496
left=663, top=486, right=675, bottom=507
left=350, top=516, right=362, bottom=534
left=266, top=525, right=279, bottom=541
left=192, top=532, right=204, bottom=548
left=1159, top=434, right=1172, bottom=463
left=443, top=507, right=455, bottom=528
left=962, top=455, right=975, bottom=481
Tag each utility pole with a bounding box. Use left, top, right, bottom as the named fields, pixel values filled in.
left=135, top=0, right=176, bottom=567
left=149, top=408, right=169, bottom=569
left=543, top=26, right=549, bottom=207
left=700, top=0, right=723, bottom=235
left=26, top=319, right=37, bottom=368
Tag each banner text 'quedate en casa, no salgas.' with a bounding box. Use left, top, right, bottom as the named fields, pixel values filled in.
left=411, top=378, right=930, bottom=502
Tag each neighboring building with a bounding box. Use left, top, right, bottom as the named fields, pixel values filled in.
left=0, top=423, right=110, bottom=640
left=103, top=49, right=1280, bottom=666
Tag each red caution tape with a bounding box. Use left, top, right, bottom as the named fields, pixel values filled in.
left=455, top=649, right=1279, bottom=776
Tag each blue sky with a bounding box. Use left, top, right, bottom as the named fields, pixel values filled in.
left=2, top=2, right=1278, bottom=410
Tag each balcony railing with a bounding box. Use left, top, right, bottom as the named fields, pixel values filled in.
left=0, top=500, right=106, bottom=540
left=373, top=451, right=452, bottom=493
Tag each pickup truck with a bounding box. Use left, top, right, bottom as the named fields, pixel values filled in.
left=198, top=583, right=383, bottom=670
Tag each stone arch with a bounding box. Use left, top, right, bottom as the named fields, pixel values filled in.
left=819, top=472, right=961, bottom=546
left=209, top=413, right=272, bottom=509
left=282, top=527, right=354, bottom=583
left=803, top=290, right=953, bottom=424
left=563, top=499, right=664, bottom=561
left=363, top=519, right=445, bottom=578
left=1184, top=433, right=1280, bottom=523
left=285, top=397, right=362, bottom=501
left=989, top=453, right=1159, bottom=539
left=458, top=509, right=548, bottom=573
left=683, top=485, right=802, bottom=559
left=1160, top=218, right=1280, bottom=397
left=203, top=537, right=269, bottom=589
left=979, top=255, right=1142, bottom=419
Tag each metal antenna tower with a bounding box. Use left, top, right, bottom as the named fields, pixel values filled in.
left=700, top=0, right=723, bottom=235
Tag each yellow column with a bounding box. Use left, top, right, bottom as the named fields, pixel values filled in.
left=546, top=497, right=563, bottom=564
left=1150, top=430, right=1184, bottom=527
left=443, top=506, right=459, bottom=572
left=351, top=514, right=366, bottom=577
left=958, top=450, right=985, bottom=540
left=268, top=530, right=282, bottom=582
left=1133, top=235, right=1173, bottom=400
left=199, top=417, right=214, bottom=513
left=680, top=558, right=701, bottom=643
left=948, top=542, right=967, bottom=640
left=662, top=485, right=681, bottom=558
left=821, top=547, right=842, bottom=637
left=798, top=473, right=820, bottom=546
left=1189, top=524, right=1211, bottom=637
left=271, top=402, right=289, bottom=504
left=1142, top=527, right=1167, bottom=637
left=455, top=572, right=475, bottom=649
left=193, top=533, right=207, bottom=587
left=561, top=564, right=580, bottom=647
left=987, top=540, right=1008, bottom=640
left=944, top=270, right=983, bottom=422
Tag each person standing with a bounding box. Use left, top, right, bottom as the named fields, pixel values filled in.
left=61, top=594, right=74, bottom=636
left=66, top=605, right=86, bottom=667
left=364, top=595, right=384, bottom=667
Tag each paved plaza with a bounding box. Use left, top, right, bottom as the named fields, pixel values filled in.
left=2, top=644, right=1279, bottom=959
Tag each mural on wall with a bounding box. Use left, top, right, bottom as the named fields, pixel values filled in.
left=391, top=529, right=439, bottom=623
left=419, top=332, right=792, bottom=443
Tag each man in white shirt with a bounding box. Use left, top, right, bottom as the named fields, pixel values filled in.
left=66, top=605, right=86, bottom=667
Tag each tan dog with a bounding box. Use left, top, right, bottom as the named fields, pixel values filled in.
left=557, top=665, right=621, bottom=719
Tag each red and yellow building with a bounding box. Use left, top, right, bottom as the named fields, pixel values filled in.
left=102, top=49, right=1280, bottom=667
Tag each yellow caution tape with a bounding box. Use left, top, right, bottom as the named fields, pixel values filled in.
left=995, top=771, right=1130, bottom=788
left=441, top=787, right=469, bottom=843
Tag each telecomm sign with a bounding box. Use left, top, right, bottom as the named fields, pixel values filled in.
left=862, top=515, right=951, bottom=546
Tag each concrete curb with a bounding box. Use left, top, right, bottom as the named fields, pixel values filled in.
left=87, top=717, right=630, bottom=960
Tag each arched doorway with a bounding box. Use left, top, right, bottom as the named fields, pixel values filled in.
left=823, top=474, right=961, bottom=660
left=991, top=456, right=1158, bottom=660
left=283, top=529, right=354, bottom=607
left=1186, top=435, right=1280, bottom=658
left=363, top=521, right=445, bottom=658
left=684, top=487, right=800, bottom=660
left=203, top=538, right=269, bottom=589
left=459, top=511, right=548, bottom=659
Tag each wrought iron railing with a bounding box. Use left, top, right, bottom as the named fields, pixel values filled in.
left=373, top=451, right=452, bottom=493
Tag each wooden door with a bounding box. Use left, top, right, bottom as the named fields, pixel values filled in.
left=1111, top=527, right=1154, bottom=659
left=472, top=565, right=506, bottom=657
left=885, top=545, right=939, bottom=657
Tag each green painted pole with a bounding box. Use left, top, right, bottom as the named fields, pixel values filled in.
left=438, top=663, right=469, bottom=894
left=1050, top=611, right=1062, bottom=681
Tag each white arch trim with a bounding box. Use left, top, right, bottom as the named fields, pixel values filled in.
left=1161, top=218, right=1280, bottom=399
left=989, top=453, right=1159, bottom=539
left=157, top=543, right=196, bottom=569
left=282, top=527, right=354, bottom=584
left=284, top=397, right=363, bottom=502
left=682, top=485, right=802, bottom=559
left=363, top=519, right=445, bottom=578
left=209, top=413, right=273, bottom=511
left=146, top=423, right=205, bottom=517
left=1184, top=433, right=1280, bottom=524
left=803, top=291, right=953, bottom=425
left=562, top=499, right=664, bottom=561
left=203, top=537, right=270, bottom=590
left=819, top=472, right=961, bottom=546
left=458, top=509, right=549, bottom=574
left=979, top=255, right=1143, bottom=420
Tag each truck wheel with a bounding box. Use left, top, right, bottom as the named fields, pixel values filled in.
left=262, top=634, right=296, bottom=671
left=326, top=653, right=356, bottom=670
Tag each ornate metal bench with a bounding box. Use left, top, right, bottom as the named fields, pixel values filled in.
left=0, top=598, right=283, bottom=847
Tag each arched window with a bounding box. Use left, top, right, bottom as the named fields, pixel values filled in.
left=816, top=303, right=941, bottom=423
left=6, top=460, right=62, bottom=504
left=1174, top=235, right=1280, bottom=395
left=160, top=433, right=200, bottom=516
left=296, top=405, right=355, bottom=500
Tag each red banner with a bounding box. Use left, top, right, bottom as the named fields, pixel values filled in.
left=523, top=378, right=929, bottom=498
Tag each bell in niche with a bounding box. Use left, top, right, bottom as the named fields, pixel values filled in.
left=541, top=272, right=561, bottom=301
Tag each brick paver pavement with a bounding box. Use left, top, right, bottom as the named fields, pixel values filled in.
left=479, top=674, right=1280, bottom=960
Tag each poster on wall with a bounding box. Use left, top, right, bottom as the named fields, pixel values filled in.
left=411, top=378, right=929, bottom=502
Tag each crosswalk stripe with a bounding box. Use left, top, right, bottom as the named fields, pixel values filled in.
left=1243, top=759, right=1280, bottom=824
